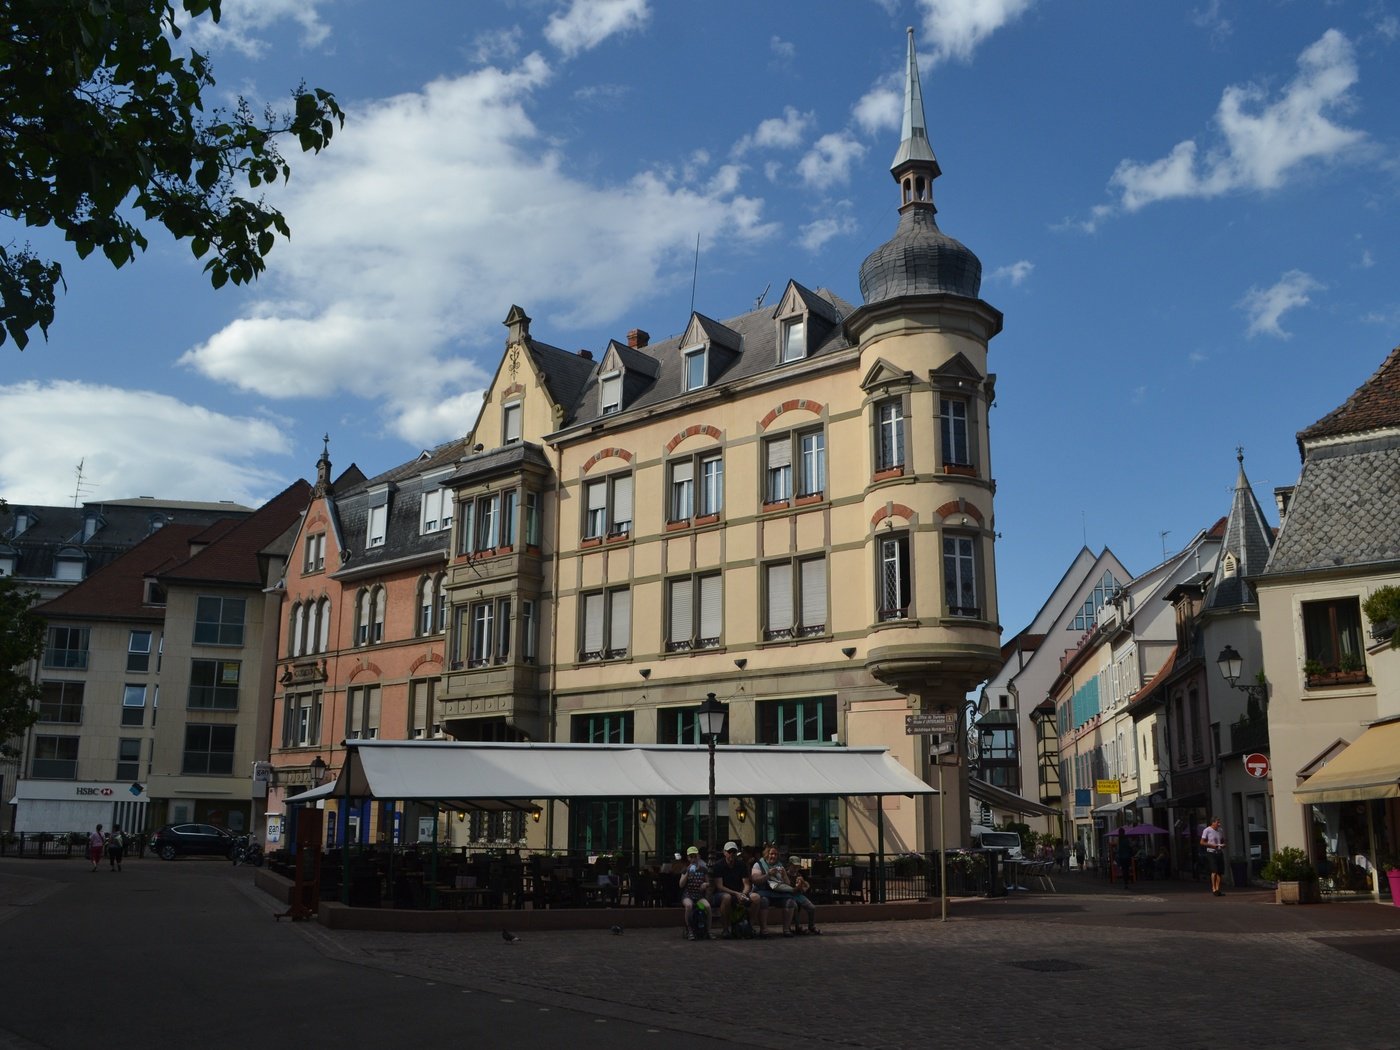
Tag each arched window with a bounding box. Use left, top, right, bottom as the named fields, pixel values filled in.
left=371, top=586, right=386, bottom=644
left=435, top=574, right=448, bottom=634
left=418, top=575, right=434, bottom=636
left=356, top=588, right=372, bottom=646
left=291, top=602, right=305, bottom=657
left=316, top=597, right=330, bottom=653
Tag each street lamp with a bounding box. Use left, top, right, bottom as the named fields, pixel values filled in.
left=1216, top=645, right=1268, bottom=706
left=309, top=756, right=328, bottom=785
left=697, top=692, right=728, bottom=860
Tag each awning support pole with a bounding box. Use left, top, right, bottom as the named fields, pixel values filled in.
left=429, top=806, right=440, bottom=910
left=341, top=756, right=351, bottom=906
left=876, top=794, right=885, bottom=904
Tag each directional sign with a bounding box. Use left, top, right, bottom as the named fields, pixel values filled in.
left=1243, top=752, right=1270, bottom=779
left=905, top=711, right=957, bottom=735
left=930, top=741, right=956, bottom=756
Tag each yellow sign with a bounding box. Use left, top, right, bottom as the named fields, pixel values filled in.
left=1096, top=779, right=1121, bottom=795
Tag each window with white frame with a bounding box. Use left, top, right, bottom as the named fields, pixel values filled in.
left=766, top=427, right=825, bottom=503
left=943, top=533, right=979, bottom=617
left=875, top=399, right=906, bottom=472
left=599, top=372, right=621, bottom=415
left=503, top=401, right=523, bottom=442
left=304, top=532, right=325, bottom=572
left=290, top=602, right=306, bottom=657
left=421, top=486, right=453, bottom=533
left=525, top=492, right=541, bottom=547
left=408, top=678, right=437, bottom=739
left=127, top=630, right=152, bottom=672
left=281, top=691, right=321, bottom=748
left=667, top=573, right=722, bottom=651
left=194, top=596, right=245, bottom=646
left=315, top=598, right=330, bottom=652
left=939, top=397, right=970, bottom=467
left=780, top=317, right=805, bottom=362
left=582, top=473, right=632, bottom=540
left=763, top=556, right=827, bottom=641
left=521, top=599, right=538, bottom=662
left=580, top=587, right=630, bottom=661
left=366, top=503, right=388, bottom=547
left=878, top=534, right=911, bottom=620
left=765, top=438, right=792, bottom=504
left=669, top=451, right=723, bottom=522
left=683, top=347, right=706, bottom=391
left=346, top=683, right=381, bottom=739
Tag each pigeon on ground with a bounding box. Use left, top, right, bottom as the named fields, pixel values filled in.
left=502, top=930, right=520, bottom=943
left=609, top=924, right=624, bottom=935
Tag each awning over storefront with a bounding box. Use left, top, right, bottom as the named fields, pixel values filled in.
left=1092, top=799, right=1131, bottom=815
left=284, top=740, right=938, bottom=807
left=1294, top=720, right=1400, bottom=805
left=968, top=777, right=1060, bottom=818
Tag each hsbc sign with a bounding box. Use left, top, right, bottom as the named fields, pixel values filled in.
left=76, top=787, right=114, bottom=796
left=1243, top=753, right=1270, bottom=779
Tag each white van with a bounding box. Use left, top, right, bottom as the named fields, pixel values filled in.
left=968, top=826, right=1023, bottom=859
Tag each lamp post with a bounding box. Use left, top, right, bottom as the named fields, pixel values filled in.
left=697, top=692, right=728, bottom=860
left=1216, top=645, right=1268, bottom=705
left=309, top=756, right=328, bottom=785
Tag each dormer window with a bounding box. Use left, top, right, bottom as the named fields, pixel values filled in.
left=11, top=511, right=30, bottom=537
left=365, top=486, right=392, bottom=548
left=683, top=347, right=706, bottom=391
left=780, top=318, right=805, bottom=362
left=53, top=547, right=86, bottom=582
left=0, top=548, right=13, bottom=577
left=600, top=372, right=621, bottom=415
left=503, top=401, right=522, bottom=442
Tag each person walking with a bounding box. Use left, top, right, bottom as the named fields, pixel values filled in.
left=106, top=823, right=127, bottom=872
left=1074, top=840, right=1085, bottom=871
left=87, top=823, right=105, bottom=872
left=1115, top=830, right=1134, bottom=890
left=1200, top=817, right=1226, bottom=896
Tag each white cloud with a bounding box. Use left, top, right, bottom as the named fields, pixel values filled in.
left=178, top=0, right=332, bottom=59
left=0, top=382, right=290, bottom=506
left=1191, top=0, right=1232, bottom=44
left=917, top=0, right=1035, bottom=65
left=470, top=26, right=524, bottom=66
left=178, top=53, right=776, bottom=448
left=1239, top=270, right=1323, bottom=338
left=990, top=260, right=1034, bottom=285
left=544, top=0, right=650, bottom=59
left=733, top=107, right=814, bottom=156
left=796, top=132, right=867, bottom=189
left=854, top=84, right=901, bottom=135
left=771, top=36, right=796, bottom=62
left=798, top=212, right=857, bottom=253
left=1108, top=30, right=1365, bottom=213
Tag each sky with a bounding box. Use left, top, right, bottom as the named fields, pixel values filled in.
left=4, top=0, right=1400, bottom=638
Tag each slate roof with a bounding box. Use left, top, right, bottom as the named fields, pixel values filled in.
left=559, top=284, right=857, bottom=429
left=1262, top=347, right=1400, bottom=578
left=858, top=206, right=983, bottom=304
left=0, top=498, right=252, bottom=582
left=1260, top=433, right=1400, bottom=577
left=34, top=524, right=211, bottom=622
left=1296, top=345, right=1400, bottom=447
left=525, top=338, right=597, bottom=416
left=332, top=438, right=468, bottom=574
left=1204, top=457, right=1275, bottom=610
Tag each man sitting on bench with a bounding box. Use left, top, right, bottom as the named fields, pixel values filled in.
left=711, top=841, right=762, bottom=938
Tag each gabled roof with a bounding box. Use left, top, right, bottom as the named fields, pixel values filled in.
left=1297, top=345, right=1400, bottom=449
left=34, top=523, right=211, bottom=622
left=158, top=480, right=312, bottom=586
left=525, top=337, right=597, bottom=414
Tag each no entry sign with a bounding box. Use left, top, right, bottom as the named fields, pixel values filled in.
left=1243, top=752, right=1270, bottom=779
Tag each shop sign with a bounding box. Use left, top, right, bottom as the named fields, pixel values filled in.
left=76, top=787, right=114, bottom=796
left=1095, top=778, right=1121, bottom=795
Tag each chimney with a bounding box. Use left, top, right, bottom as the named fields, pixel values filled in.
left=577, top=349, right=593, bottom=360
left=627, top=328, right=650, bottom=349
left=1274, top=485, right=1294, bottom=524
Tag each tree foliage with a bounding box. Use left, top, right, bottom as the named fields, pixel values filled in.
left=0, top=575, right=44, bottom=758
left=0, top=0, right=345, bottom=348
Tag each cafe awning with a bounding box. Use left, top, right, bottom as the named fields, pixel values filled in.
left=1293, top=719, right=1400, bottom=805
left=968, top=777, right=1060, bottom=818
left=284, top=740, right=937, bottom=806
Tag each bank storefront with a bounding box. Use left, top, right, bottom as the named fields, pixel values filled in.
left=11, top=780, right=150, bottom=834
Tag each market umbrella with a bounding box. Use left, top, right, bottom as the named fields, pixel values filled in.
left=1106, top=824, right=1169, bottom=837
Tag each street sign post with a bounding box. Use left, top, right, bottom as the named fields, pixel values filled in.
left=905, top=711, right=957, bottom=735
left=1243, top=752, right=1270, bottom=779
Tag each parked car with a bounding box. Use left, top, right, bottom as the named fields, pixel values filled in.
left=149, top=823, right=235, bottom=860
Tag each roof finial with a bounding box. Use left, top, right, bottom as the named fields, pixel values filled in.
left=892, top=27, right=939, bottom=177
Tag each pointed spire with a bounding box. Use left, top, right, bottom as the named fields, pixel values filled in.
left=314, top=433, right=333, bottom=497
left=1207, top=448, right=1275, bottom=611
left=891, top=27, right=940, bottom=181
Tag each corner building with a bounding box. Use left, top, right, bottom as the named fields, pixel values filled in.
left=440, top=32, right=1003, bottom=859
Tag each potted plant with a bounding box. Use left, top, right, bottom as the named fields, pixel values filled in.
left=1362, top=585, right=1400, bottom=648
left=1261, top=846, right=1321, bottom=904
left=1381, top=854, right=1400, bottom=907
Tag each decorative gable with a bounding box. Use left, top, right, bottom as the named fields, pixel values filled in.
left=773, top=280, right=838, bottom=364
left=679, top=313, right=741, bottom=391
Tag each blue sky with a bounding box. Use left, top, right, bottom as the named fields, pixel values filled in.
left=4, top=0, right=1399, bottom=637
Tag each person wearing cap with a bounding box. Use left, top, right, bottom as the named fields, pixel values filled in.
left=711, top=841, right=763, bottom=938
left=679, top=845, right=712, bottom=939
left=785, top=856, right=821, bottom=935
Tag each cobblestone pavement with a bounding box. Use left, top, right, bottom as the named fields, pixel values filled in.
left=276, top=872, right=1400, bottom=1050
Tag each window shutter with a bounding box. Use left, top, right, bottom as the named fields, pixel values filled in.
left=800, top=558, right=826, bottom=628
left=609, top=590, right=631, bottom=652
left=612, top=475, right=633, bottom=527
left=587, top=480, right=607, bottom=514
left=766, top=438, right=791, bottom=470
left=766, top=563, right=793, bottom=632
left=699, top=575, right=722, bottom=639
left=583, top=593, right=604, bottom=652
left=669, top=579, right=693, bottom=644
left=367, top=686, right=381, bottom=735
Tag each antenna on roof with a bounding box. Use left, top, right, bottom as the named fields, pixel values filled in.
left=1160, top=530, right=1171, bottom=561
left=689, top=232, right=700, bottom=315
left=72, top=458, right=95, bottom=508
left=753, top=281, right=771, bottom=310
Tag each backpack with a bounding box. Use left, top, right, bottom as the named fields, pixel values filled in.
left=110, top=832, right=126, bottom=851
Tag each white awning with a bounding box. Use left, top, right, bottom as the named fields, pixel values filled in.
left=969, top=777, right=1061, bottom=818
left=283, top=740, right=936, bottom=806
